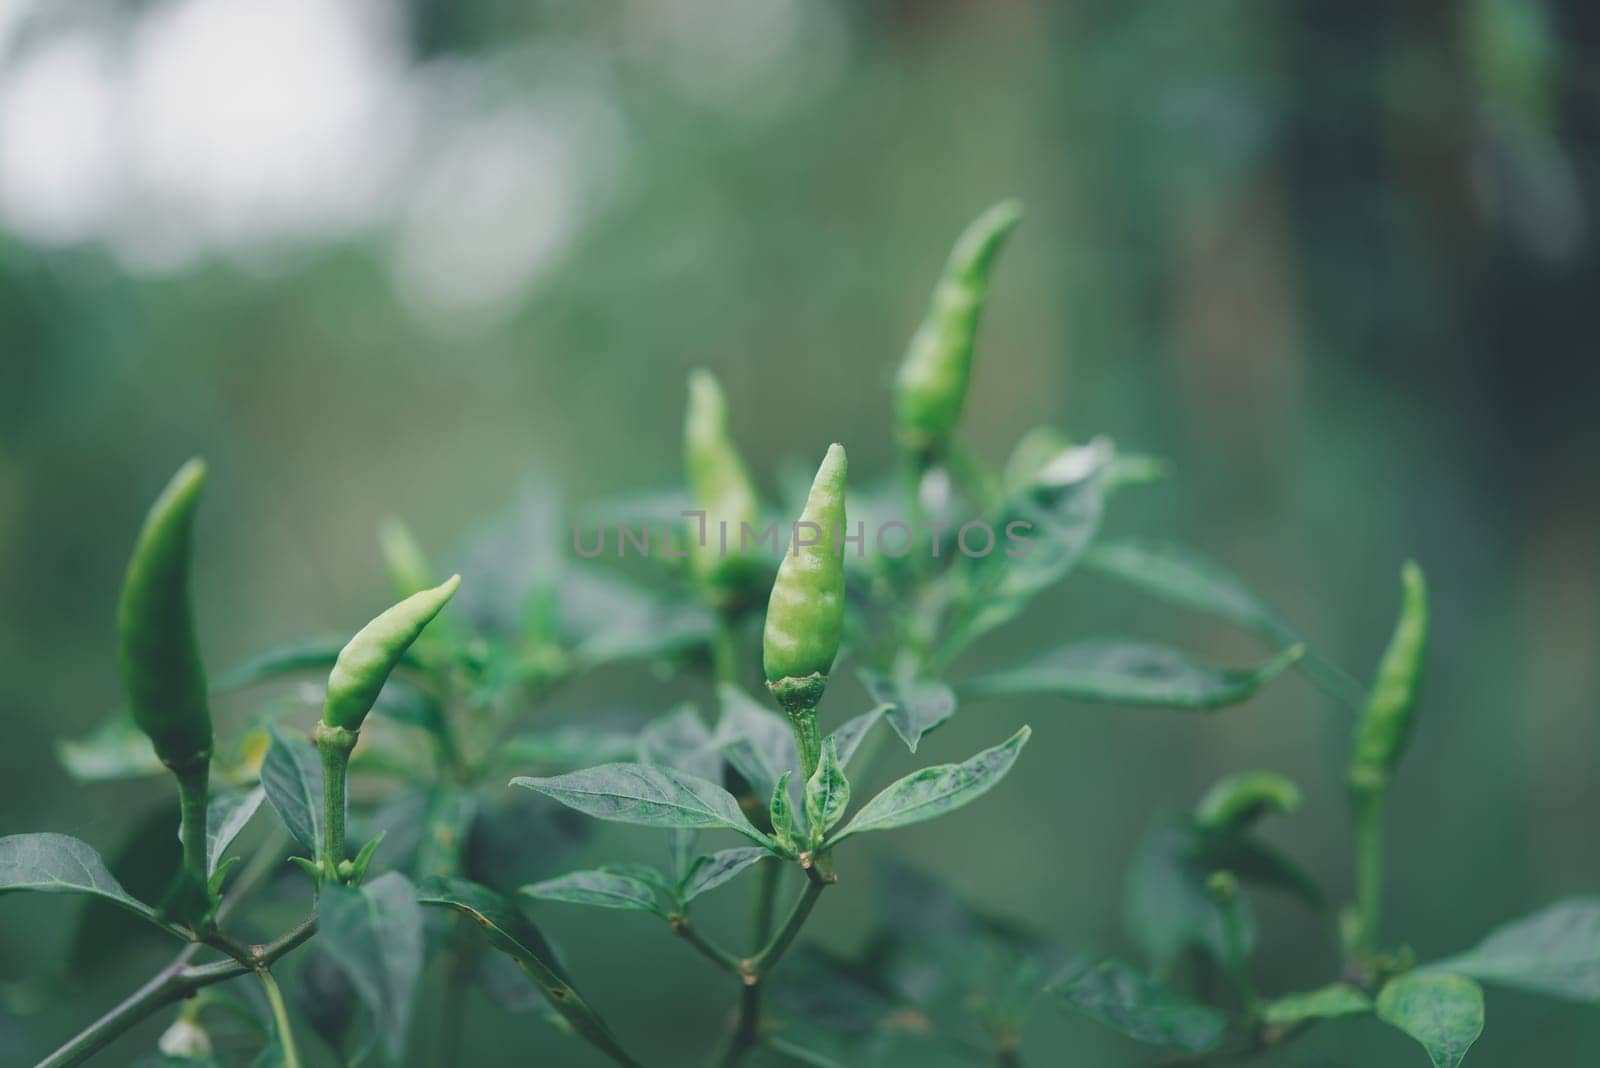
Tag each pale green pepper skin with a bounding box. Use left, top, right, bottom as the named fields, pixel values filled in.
left=322, top=574, right=461, bottom=732
left=117, top=459, right=213, bottom=772
left=684, top=370, right=764, bottom=607
left=763, top=444, right=847, bottom=714
left=1349, top=561, right=1429, bottom=795
left=894, top=199, right=1024, bottom=455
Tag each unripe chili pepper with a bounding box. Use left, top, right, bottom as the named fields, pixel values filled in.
left=322, top=574, right=461, bottom=732
left=894, top=199, right=1024, bottom=456
left=317, top=575, right=459, bottom=881
left=1194, top=770, right=1302, bottom=833
left=763, top=445, right=847, bottom=778
left=684, top=370, right=763, bottom=608
left=1348, top=561, right=1429, bottom=796
left=117, top=458, right=213, bottom=773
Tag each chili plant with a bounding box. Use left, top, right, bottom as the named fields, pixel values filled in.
left=4, top=201, right=1597, bottom=1067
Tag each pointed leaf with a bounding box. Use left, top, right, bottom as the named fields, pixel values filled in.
left=1051, top=957, right=1225, bottom=1052
left=1425, top=898, right=1600, bottom=1003
left=1083, top=538, right=1366, bottom=710
left=511, top=763, right=769, bottom=846
left=639, top=704, right=720, bottom=781
left=805, top=737, right=850, bottom=841
left=419, top=877, right=641, bottom=1067
left=259, top=726, right=323, bottom=855
left=197, top=787, right=266, bottom=876
left=828, top=727, right=1030, bottom=846
left=1375, top=973, right=1483, bottom=1068
left=714, top=684, right=798, bottom=800
left=860, top=671, right=956, bottom=753
left=948, top=440, right=1112, bottom=649
left=1262, top=984, right=1372, bottom=1027
left=0, top=833, right=179, bottom=936
left=769, top=772, right=801, bottom=852
left=522, top=871, right=665, bottom=916
left=681, top=848, right=772, bottom=903
left=312, top=872, right=425, bottom=1063
left=960, top=640, right=1302, bottom=711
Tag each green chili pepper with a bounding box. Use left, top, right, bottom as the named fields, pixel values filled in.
left=322, top=574, right=461, bottom=732
left=684, top=369, right=763, bottom=608
left=1194, top=771, right=1302, bottom=833
left=117, top=458, right=213, bottom=773
left=1349, top=561, right=1429, bottom=795
left=762, top=445, right=847, bottom=781
left=763, top=444, right=847, bottom=716
left=894, top=199, right=1024, bottom=456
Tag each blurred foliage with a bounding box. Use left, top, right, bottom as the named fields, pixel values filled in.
left=1, top=0, right=1598, bottom=1064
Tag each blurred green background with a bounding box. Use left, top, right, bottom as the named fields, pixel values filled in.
left=2, top=0, right=1598, bottom=1064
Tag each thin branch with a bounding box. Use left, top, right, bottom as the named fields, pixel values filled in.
left=36, top=917, right=317, bottom=1068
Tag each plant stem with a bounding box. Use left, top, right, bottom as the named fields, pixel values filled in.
left=255, top=968, right=301, bottom=1068
left=38, top=917, right=317, bottom=1068
left=174, top=766, right=210, bottom=887
left=717, top=871, right=832, bottom=1066
left=750, top=859, right=780, bottom=947
left=314, top=723, right=358, bottom=879
left=671, top=917, right=744, bottom=976
left=747, top=877, right=826, bottom=977
left=1352, top=787, right=1386, bottom=961
left=787, top=706, right=822, bottom=782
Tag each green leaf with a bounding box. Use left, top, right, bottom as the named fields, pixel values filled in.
left=419, top=877, right=641, bottom=1067
left=197, top=787, right=265, bottom=877
left=769, top=772, right=801, bottom=852
left=1051, top=957, right=1225, bottom=1052
left=680, top=848, right=771, bottom=903
left=859, top=671, right=955, bottom=753
left=493, top=725, right=639, bottom=772
left=714, top=684, right=798, bottom=801
left=511, top=763, right=770, bottom=847
left=521, top=870, right=666, bottom=917
left=1082, top=538, right=1367, bottom=710
left=0, top=833, right=179, bottom=936
left=946, top=439, right=1112, bottom=650
left=1425, top=898, right=1600, bottom=1003
left=805, top=738, right=850, bottom=842
left=1262, top=984, right=1372, bottom=1027
left=828, top=727, right=1030, bottom=846
left=829, top=705, right=886, bottom=768
left=1375, top=973, right=1484, bottom=1068
left=259, top=726, right=323, bottom=856
left=638, top=704, right=721, bottom=781
left=960, top=640, right=1302, bottom=711
left=318, top=872, right=425, bottom=1064
left=55, top=712, right=165, bottom=782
